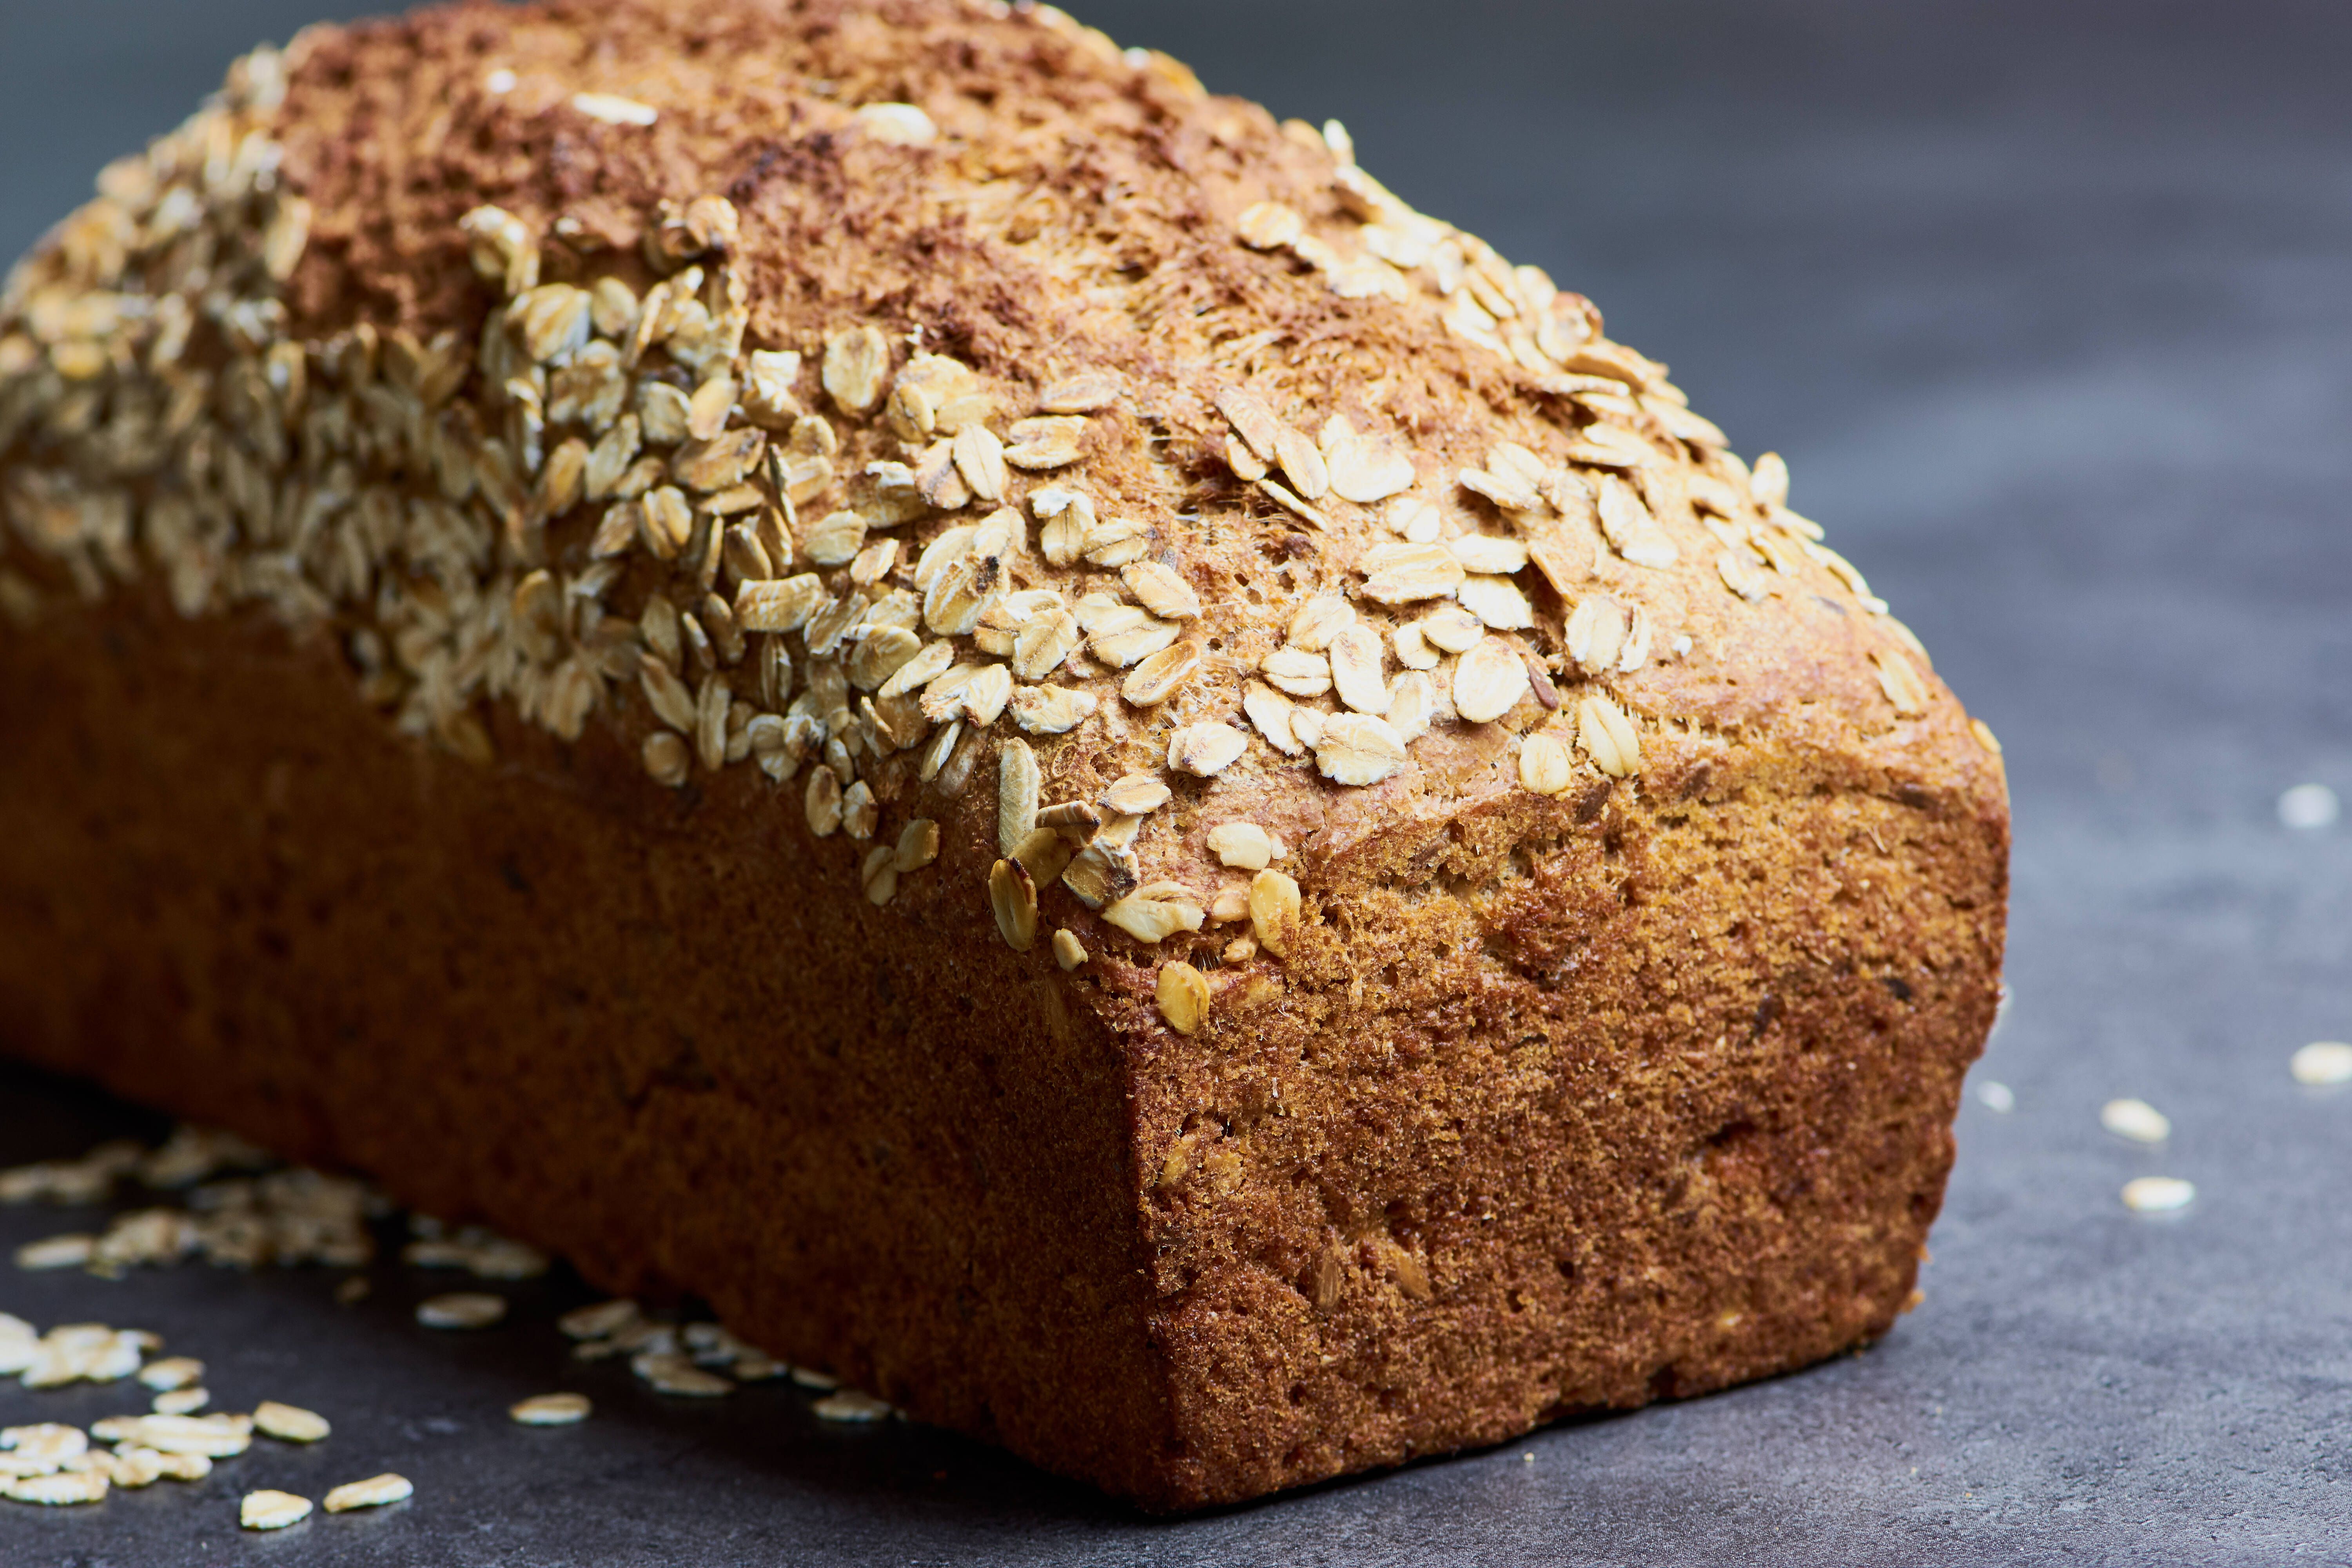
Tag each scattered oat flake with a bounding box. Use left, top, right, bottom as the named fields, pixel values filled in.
left=254, top=1400, right=330, bottom=1443
left=644, top=1359, right=733, bottom=1397
left=9, top=1471, right=108, bottom=1505
left=2100, top=1098, right=2170, bottom=1145
left=15, top=1234, right=95, bottom=1270
left=811, top=1390, right=894, bottom=1423
left=323, top=1473, right=413, bottom=1513
left=148, top=1449, right=212, bottom=1482
left=2278, top=782, right=2338, bottom=830
left=416, top=1292, right=507, bottom=1330
left=2291, top=1042, right=2352, bottom=1086
left=100, top=1447, right=163, bottom=1488
left=510, top=1392, right=592, bottom=1426
left=3, top=1422, right=87, bottom=1466
left=2121, top=1177, right=2194, bottom=1214
left=132, top=1414, right=253, bottom=1458
left=1976, top=1080, right=2015, bottom=1113
left=241, top=1488, right=312, bottom=1530
left=138, top=1355, right=203, bottom=1392
left=559, top=1299, right=641, bottom=1341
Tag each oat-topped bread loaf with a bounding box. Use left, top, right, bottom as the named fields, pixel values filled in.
left=0, top=0, right=2007, bottom=1510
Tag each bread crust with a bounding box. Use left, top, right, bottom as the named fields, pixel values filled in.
left=0, top=0, right=2007, bottom=1509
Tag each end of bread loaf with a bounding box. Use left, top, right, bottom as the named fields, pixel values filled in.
left=0, top=0, right=2005, bottom=1509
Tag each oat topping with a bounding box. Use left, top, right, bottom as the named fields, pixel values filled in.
left=852, top=102, right=938, bottom=149
left=1155, top=962, right=1210, bottom=1035
left=988, top=858, right=1039, bottom=951
left=1575, top=694, right=1642, bottom=779
left=1873, top=649, right=1931, bottom=716
left=1249, top=870, right=1302, bottom=958
left=0, top=8, right=1953, bottom=1035
left=1517, top=732, right=1573, bottom=797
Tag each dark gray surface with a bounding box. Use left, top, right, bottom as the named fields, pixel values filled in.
left=5, top=1, right=2352, bottom=1562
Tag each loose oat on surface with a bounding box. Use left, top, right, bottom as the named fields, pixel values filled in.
left=416, top=1292, right=508, bottom=1330
left=7, top=1470, right=109, bottom=1505
left=253, top=1400, right=330, bottom=1442
left=510, top=1391, right=592, bottom=1425
left=2291, top=1042, right=2352, bottom=1086
left=240, top=1488, right=312, bottom=1529
left=2121, top=1177, right=2196, bottom=1214
left=323, top=1472, right=413, bottom=1512
left=15, top=1236, right=96, bottom=1271
left=811, top=1390, right=893, bottom=1423
left=2278, top=782, right=2339, bottom=830
left=2099, top=1099, right=2171, bottom=1145
left=137, top=1356, right=203, bottom=1391
left=558, top=1299, right=641, bottom=1340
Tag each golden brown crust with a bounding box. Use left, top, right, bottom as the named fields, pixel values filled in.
left=0, top=0, right=2008, bottom=1510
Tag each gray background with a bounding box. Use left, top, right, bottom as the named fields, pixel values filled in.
left=5, top=0, right=2352, bottom=1562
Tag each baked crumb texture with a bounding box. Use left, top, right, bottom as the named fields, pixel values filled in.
left=0, top=0, right=2008, bottom=1510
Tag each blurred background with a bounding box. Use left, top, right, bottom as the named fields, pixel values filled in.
left=4, top=2, right=2350, bottom=1562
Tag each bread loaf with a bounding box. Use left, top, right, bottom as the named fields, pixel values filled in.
left=0, top=0, right=2008, bottom=1510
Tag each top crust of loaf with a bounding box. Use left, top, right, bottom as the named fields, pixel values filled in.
left=0, top=0, right=2005, bottom=1026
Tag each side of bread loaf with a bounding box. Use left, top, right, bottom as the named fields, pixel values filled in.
left=0, top=0, right=2007, bottom=1509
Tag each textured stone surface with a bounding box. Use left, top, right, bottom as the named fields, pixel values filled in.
left=2, top=0, right=2348, bottom=1561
